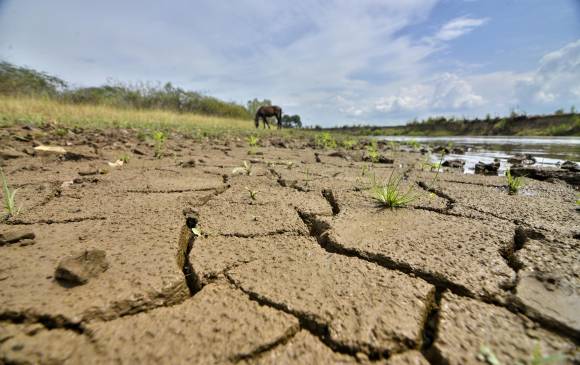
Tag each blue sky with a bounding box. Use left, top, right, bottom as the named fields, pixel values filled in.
left=1, top=0, right=579, bottom=126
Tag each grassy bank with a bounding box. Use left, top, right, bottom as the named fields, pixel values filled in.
left=0, top=96, right=254, bottom=136
left=328, top=113, right=580, bottom=137
left=0, top=96, right=352, bottom=143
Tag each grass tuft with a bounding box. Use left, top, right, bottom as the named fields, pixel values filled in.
left=370, top=170, right=419, bottom=209
left=506, top=168, right=525, bottom=195
left=1, top=167, right=21, bottom=219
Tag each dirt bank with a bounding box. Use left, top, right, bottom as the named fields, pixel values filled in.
left=0, top=124, right=578, bottom=364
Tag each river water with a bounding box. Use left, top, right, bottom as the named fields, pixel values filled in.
left=377, top=136, right=580, bottom=174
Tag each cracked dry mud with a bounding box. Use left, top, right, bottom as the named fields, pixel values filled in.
left=0, top=125, right=579, bottom=364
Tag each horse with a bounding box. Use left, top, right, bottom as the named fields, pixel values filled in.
left=254, top=105, right=282, bottom=129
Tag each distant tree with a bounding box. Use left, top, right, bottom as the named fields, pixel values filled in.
left=571, top=106, right=577, bottom=114
left=0, top=61, right=67, bottom=96
left=281, top=114, right=302, bottom=128
left=246, top=98, right=272, bottom=116
left=554, top=108, right=565, bottom=115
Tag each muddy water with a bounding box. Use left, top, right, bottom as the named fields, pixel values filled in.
left=377, top=136, right=580, bottom=174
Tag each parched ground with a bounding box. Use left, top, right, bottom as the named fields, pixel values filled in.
left=0, top=124, right=578, bottom=364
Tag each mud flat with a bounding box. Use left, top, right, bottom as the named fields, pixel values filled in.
left=0, top=124, right=578, bottom=364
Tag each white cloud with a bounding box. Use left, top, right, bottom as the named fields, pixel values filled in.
left=374, top=73, right=484, bottom=113
left=432, top=16, right=489, bottom=42
left=515, top=39, right=580, bottom=109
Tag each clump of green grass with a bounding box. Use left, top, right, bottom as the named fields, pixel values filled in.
left=232, top=161, right=253, bottom=176
left=245, top=187, right=258, bottom=201
left=366, top=140, right=380, bottom=163
left=506, top=168, right=525, bottom=195
left=370, top=170, right=419, bottom=209
left=119, top=153, right=130, bottom=164
left=340, top=138, right=357, bottom=150
left=408, top=139, right=420, bottom=150
left=315, top=132, right=337, bottom=149
left=1, top=167, right=21, bottom=219
left=152, top=130, right=166, bottom=158
left=247, top=135, right=259, bottom=155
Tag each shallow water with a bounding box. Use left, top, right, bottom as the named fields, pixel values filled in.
left=377, top=136, right=580, bottom=174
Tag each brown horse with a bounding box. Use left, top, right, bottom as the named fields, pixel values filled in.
left=255, top=105, right=282, bottom=129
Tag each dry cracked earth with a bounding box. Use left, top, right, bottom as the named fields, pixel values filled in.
left=0, top=124, right=578, bottom=364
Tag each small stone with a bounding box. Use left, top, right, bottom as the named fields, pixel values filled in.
left=132, top=147, right=146, bottom=156
left=179, top=159, right=196, bottom=168
left=475, top=159, right=500, bottom=175
left=560, top=160, right=579, bottom=172
left=34, top=145, right=67, bottom=155
left=442, top=159, right=465, bottom=169
left=0, top=229, right=35, bottom=245
left=55, top=250, right=109, bottom=286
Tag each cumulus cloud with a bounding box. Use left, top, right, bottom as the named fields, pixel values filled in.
left=515, top=39, right=580, bottom=108
left=374, top=73, right=484, bottom=113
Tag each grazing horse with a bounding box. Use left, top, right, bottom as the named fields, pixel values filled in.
left=254, top=105, right=282, bottom=129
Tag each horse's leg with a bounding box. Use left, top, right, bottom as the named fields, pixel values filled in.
left=262, top=116, right=269, bottom=129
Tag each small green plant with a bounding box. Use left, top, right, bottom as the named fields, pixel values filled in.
left=119, top=154, right=130, bottom=164
left=232, top=161, right=252, bottom=176
left=245, top=187, right=258, bottom=200
left=315, top=132, right=337, bottom=149
left=506, top=168, right=525, bottom=195
left=341, top=138, right=357, bottom=150
left=304, top=167, right=311, bottom=185
left=247, top=135, right=259, bottom=155
left=370, top=170, right=419, bottom=209
left=247, top=135, right=259, bottom=147
left=477, top=345, right=500, bottom=365
left=366, top=140, right=380, bottom=163
left=153, top=130, right=166, bottom=158
left=408, top=139, right=420, bottom=150
left=1, top=167, right=21, bottom=218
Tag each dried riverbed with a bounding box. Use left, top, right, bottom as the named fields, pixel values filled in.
left=0, top=125, right=578, bottom=364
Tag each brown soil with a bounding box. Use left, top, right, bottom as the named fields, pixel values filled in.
left=0, top=124, right=578, bottom=364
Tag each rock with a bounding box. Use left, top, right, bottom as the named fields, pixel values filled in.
left=179, top=159, right=196, bottom=168
left=420, top=147, right=429, bottom=155
left=451, top=146, right=465, bottom=155
left=432, top=145, right=450, bottom=154
left=63, top=152, right=97, bottom=161
left=33, top=145, right=67, bottom=155
left=474, top=159, right=500, bottom=175
left=442, top=159, right=465, bottom=169
left=507, top=153, right=536, bottom=166
left=0, top=229, right=35, bottom=245
left=78, top=169, right=106, bottom=176
left=314, top=152, right=321, bottom=163
left=132, top=147, right=146, bottom=155
left=362, top=153, right=394, bottom=164
left=327, top=150, right=351, bottom=160
left=107, top=160, right=124, bottom=167
left=560, top=160, right=579, bottom=172
left=510, top=166, right=579, bottom=186
left=269, top=137, right=288, bottom=148
left=55, top=250, right=109, bottom=286
left=0, top=148, right=26, bottom=160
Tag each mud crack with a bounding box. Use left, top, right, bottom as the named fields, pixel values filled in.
left=321, top=189, right=340, bottom=215
left=297, top=211, right=473, bottom=298
left=224, top=273, right=384, bottom=360
left=417, top=181, right=455, bottom=210
left=0, top=311, right=86, bottom=335
left=5, top=216, right=106, bottom=225
left=420, top=289, right=444, bottom=365
left=177, top=210, right=203, bottom=295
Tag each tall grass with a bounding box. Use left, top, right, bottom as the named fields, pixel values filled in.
left=0, top=96, right=253, bottom=136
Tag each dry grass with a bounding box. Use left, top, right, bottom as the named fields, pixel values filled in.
left=0, top=96, right=253, bottom=135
